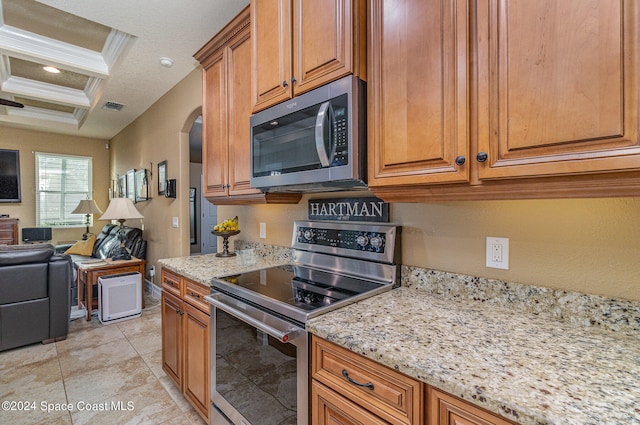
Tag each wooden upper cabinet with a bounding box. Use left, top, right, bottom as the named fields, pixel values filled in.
left=475, top=0, right=640, bottom=179
left=251, top=0, right=366, bottom=112
left=251, top=0, right=292, bottom=110
left=367, top=0, right=470, bottom=188
left=195, top=6, right=301, bottom=205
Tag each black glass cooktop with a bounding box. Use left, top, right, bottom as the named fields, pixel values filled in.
left=214, top=264, right=380, bottom=312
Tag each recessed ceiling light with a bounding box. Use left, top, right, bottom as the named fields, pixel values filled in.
left=43, top=66, right=61, bottom=74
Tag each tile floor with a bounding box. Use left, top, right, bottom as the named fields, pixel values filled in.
left=0, top=290, right=225, bottom=425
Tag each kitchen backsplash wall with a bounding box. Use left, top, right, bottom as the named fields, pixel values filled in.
left=221, top=195, right=640, bottom=302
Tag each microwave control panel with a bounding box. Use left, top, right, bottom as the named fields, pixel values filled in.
left=332, top=106, right=348, bottom=165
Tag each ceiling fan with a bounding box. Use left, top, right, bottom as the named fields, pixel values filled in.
left=0, top=99, right=24, bottom=108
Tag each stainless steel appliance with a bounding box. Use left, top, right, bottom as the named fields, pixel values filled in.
left=250, top=75, right=366, bottom=192
left=205, top=220, right=401, bottom=425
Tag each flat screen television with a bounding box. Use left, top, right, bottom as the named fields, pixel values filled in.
left=0, top=149, right=21, bottom=202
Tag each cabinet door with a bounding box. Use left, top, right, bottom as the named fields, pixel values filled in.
left=475, top=0, right=640, bottom=179
left=161, top=292, right=183, bottom=388
left=368, top=0, right=470, bottom=188
left=251, top=0, right=292, bottom=111
left=312, top=381, right=389, bottom=425
left=202, top=49, right=229, bottom=197
left=183, top=302, right=210, bottom=422
left=292, top=0, right=363, bottom=95
left=429, top=388, right=516, bottom=425
left=227, top=21, right=262, bottom=197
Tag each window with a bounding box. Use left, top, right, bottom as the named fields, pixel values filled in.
left=36, top=152, right=93, bottom=227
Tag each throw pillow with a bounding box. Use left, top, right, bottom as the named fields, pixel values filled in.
left=65, top=234, right=97, bottom=256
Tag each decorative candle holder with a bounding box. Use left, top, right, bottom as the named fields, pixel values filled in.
left=212, top=230, right=240, bottom=257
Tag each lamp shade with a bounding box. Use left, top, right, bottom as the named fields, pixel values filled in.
left=99, top=198, right=144, bottom=221
left=71, top=199, right=103, bottom=215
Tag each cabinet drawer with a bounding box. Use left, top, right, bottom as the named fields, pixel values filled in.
left=184, top=278, right=210, bottom=314
left=312, top=336, right=423, bottom=424
left=161, top=269, right=182, bottom=297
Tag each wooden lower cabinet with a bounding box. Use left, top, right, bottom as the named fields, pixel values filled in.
left=311, top=336, right=519, bottom=425
left=161, top=269, right=210, bottom=424
left=428, top=387, right=517, bottom=425
left=312, top=380, right=389, bottom=425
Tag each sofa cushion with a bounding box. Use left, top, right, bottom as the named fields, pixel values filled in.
left=65, top=234, right=97, bottom=256
left=0, top=244, right=54, bottom=266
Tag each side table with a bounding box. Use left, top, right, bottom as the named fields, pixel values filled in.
left=77, top=257, right=146, bottom=321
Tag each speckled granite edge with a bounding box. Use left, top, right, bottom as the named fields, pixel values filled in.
left=403, top=266, right=640, bottom=333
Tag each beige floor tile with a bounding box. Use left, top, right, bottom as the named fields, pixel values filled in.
left=126, top=328, right=162, bottom=355
left=139, top=348, right=166, bottom=379
left=56, top=321, right=126, bottom=355
left=0, top=408, right=72, bottom=425
left=158, top=375, right=193, bottom=413
left=117, top=311, right=161, bottom=338
left=69, top=377, right=185, bottom=425
left=58, top=337, right=139, bottom=379
left=64, top=357, right=155, bottom=405
left=0, top=342, right=57, bottom=372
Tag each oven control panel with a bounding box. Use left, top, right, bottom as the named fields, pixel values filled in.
left=295, top=226, right=390, bottom=254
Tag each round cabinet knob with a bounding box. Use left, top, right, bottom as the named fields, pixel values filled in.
left=282, top=80, right=288, bottom=88
left=355, top=235, right=369, bottom=247
left=476, top=152, right=488, bottom=162
left=455, top=155, right=466, bottom=166
left=303, top=230, right=314, bottom=241
left=291, top=77, right=297, bottom=85
left=370, top=236, right=384, bottom=249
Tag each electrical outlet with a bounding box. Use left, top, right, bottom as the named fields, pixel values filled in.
left=486, top=237, right=509, bottom=269
left=259, top=222, right=266, bottom=239
left=172, top=217, right=179, bottom=228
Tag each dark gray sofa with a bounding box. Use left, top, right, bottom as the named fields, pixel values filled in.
left=0, top=243, right=73, bottom=351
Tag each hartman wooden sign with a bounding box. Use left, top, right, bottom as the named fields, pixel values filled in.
left=308, top=197, right=389, bottom=222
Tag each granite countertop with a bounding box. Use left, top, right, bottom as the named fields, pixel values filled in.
left=306, top=287, right=640, bottom=425
left=159, top=245, right=640, bottom=425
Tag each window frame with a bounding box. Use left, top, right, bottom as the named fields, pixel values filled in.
left=35, top=152, right=93, bottom=228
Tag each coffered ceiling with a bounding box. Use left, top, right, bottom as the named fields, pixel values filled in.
left=0, top=0, right=248, bottom=139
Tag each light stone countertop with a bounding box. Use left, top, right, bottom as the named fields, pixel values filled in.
left=158, top=246, right=640, bottom=425
left=306, top=287, right=640, bottom=425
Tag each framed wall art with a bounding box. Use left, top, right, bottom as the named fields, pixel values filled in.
left=118, top=174, right=127, bottom=197
left=135, top=169, right=149, bottom=202
left=158, top=160, right=167, bottom=196
left=126, top=169, right=135, bottom=202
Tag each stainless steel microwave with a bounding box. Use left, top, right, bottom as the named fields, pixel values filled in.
left=250, top=75, right=366, bottom=192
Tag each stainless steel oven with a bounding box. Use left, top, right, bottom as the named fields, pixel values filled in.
left=205, top=220, right=401, bottom=425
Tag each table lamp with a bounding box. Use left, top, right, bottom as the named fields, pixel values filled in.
left=99, top=198, right=143, bottom=260
left=71, top=199, right=103, bottom=240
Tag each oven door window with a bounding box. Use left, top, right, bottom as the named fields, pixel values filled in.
left=215, top=308, right=297, bottom=424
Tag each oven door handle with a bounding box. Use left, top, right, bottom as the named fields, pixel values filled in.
left=205, top=293, right=303, bottom=344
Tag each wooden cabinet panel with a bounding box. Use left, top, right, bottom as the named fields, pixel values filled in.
left=161, top=269, right=210, bottom=424
left=312, top=336, right=422, bottom=424
left=184, top=278, right=210, bottom=314
left=367, top=0, right=469, bottom=187
left=252, top=0, right=366, bottom=112
left=428, top=387, right=517, bottom=425
left=312, top=380, right=390, bottom=425
left=293, top=0, right=365, bottom=95
left=0, top=218, right=18, bottom=245
left=183, top=302, right=210, bottom=421
left=251, top=0, right=292, bottom=111
left=161, top=291, right=182, bottom=388
left=202, top=49, right=228, bottom=198
left=475, top=0, right=640, bottom=179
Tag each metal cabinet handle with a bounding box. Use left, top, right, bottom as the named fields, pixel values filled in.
left=476, top=152, right=488, bottom=162
left=282, top=80, right=288, bottom=88
left=189, top=291, right=201, bottom=299
left=455, top=155, right=466, bottom=166
left=291, top=76, right=296, bottom=85
left=342, top=370, right=374, bottom=390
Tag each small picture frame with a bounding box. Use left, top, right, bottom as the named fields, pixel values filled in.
left=158, top=161, right=167, bottom=196
left=135, top=169, right=149, bottom=202
left=126, top=169, right=135, bottom=202
left=118, top=174, right=127, bottom=197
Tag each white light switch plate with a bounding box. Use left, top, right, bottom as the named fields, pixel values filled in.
left=172, top=217, right=179, bottom=228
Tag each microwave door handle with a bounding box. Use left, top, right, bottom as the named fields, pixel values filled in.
left=314, top=101, right=334, bottom=167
